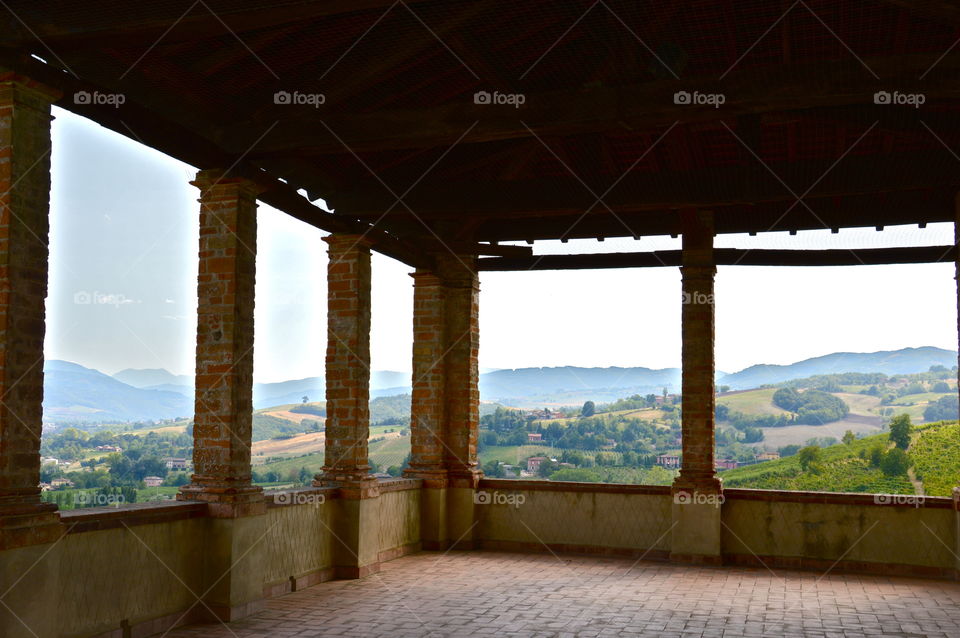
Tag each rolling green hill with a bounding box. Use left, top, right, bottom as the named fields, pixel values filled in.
left=910, top=421, right=960, bottom=497
left=721, top=420, right=959, bottom=495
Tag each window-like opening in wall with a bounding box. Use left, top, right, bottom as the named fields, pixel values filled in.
left=252, top=208, right=327, bottom=491
left=369, top=253, right=414, bottom=478
left=714, top=225, right=959, bottom=496
left=478, top=237, right=685, bottom=484
left=42, top=108, right=197, bottom=510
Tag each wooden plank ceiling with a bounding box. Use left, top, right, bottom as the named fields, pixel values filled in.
left=2, top=0, right=960, bottom=266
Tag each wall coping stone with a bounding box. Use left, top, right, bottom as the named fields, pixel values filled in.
left=378, top=478, right=422, bottom=493
left=479, top=480, right=955, bottom=509
left=480, top=479, right=672, bottom=496
left=61, top=501, right=207, bottom=533
left=724, top=487, right=954, bottom=509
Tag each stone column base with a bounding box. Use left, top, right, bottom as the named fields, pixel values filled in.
left=669, top=483, right=724, bottom=565
left=198, top=514, right=267, bottom=622
left=404, top=470, right=481, bottom=551
left=328, top=490, right=383, bottom=578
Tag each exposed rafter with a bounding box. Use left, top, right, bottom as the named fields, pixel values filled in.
left=478, top=246, right=958, bottom=271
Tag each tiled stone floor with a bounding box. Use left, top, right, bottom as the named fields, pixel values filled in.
left=163, top=551, right=960, bottom=637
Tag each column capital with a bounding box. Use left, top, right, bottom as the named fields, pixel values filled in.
left=410, top=270, right=444, bottom=287
left=324, top=233, right=374, bottom=251
left=680, top=263, right=717, bottom=277
left=0, top=72, right=61, bottom=105
left=191, top=169, right=265, bottom=198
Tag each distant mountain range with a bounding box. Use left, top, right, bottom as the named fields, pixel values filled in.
left=111, top=369, right=411, bottom=409
left=44, top=361, right=192, bottom=422
left=717, top=346, right=958, bottom=390
left=39, top=346, right=957, bottom=421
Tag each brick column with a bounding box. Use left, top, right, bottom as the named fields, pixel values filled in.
left=316, top=234, right=376, bottom=492
left=0, top=73, right=63, bottom=550
left=405, top=272, right=448, bottom=486
left=405, top=254, right=481, bottom=486
left=675, top=209, right=721, bottom=492
left=405, top=254, right=481, bottom=550
left=671, top=209, right=723, bottom=565
left=178, top=169, right=264, bottom=518
left=440, top=254, right=482, bottom=487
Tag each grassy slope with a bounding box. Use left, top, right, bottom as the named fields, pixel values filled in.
left=722, top=422, right=960, bottom=494
left=910, top=421, right=960, bottom=497
left=717, top=388, right=790, bottom=416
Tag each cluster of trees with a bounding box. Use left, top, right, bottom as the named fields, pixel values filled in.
left=40, top=429, right=192, bottom=489
left=714, top=405, right=768, bottom=440
left=772, top=387, right=849, bottom=424
left=42, top=486, right=140, bottom=511
left=598, top=393, right=673, bottom=412
left=480, top=411, right=681, bottom=454
left=924, top=395, right=959, bottom=422
left=289, top=403, right=325, bottom=416
left=480, top=406, right=531, bottom=432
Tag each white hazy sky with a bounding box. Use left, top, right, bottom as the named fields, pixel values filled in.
left=45, top=109, right=958, bottom=382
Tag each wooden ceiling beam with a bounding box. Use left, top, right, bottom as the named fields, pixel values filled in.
left=478, top=245, right=958, bottom=271
left=329, top=149, right=960, bottom=219
left=0, top=0, right=441, bottom=51
left=235, top=53, right=960, bottom=156
left=459, top=186, right=955, bottom=242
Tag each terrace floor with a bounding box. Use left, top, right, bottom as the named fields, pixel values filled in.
left=163, top=551, right=960, bottom=637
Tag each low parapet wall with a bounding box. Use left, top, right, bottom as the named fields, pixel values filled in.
left=0, top=480, right=423, bottom=638
left=475, top=479, right=958, bottom=579
left=476, top=480, right=673, bottom=559
left=722, top=488, right=957, bottom=578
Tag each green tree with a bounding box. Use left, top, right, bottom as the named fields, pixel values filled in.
left=581, top=401, right=596, bottom=417
left=482, top=459, right=505, bottom=478
left=889, top=414, right=912, bottom=450
left=297, top=466, right=312, bottom=484
left=842, top=430, right=856, bottom=445
left=868, top=444, right=885, bottom=467
left=932, top=381, right=950, bottom=393
left=797, top=446, right=821, bottom=471
left=880, top=448, right=911, bottom=476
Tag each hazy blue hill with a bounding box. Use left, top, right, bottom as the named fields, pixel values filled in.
left=252, top=371, right=409, bottom=408
left=718, top=346, right=957, bottom=390
left=112, top=367, right=192, bottom=388
left=144, top=383, right=194, bottom=396
left=44, top=360, right=192, bottom=422
left=49, top=347, right=957, bottom=421
left=478, top=366, right=684, bottom=404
